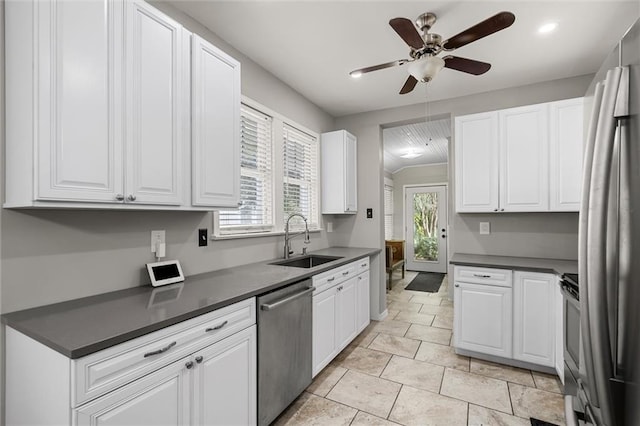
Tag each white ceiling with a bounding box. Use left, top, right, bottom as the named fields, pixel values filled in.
left=383, top=119, right=450, bottom=173
left=169, top=1, right=638, bottom=117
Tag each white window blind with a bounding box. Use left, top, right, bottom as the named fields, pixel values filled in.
left=384, top=184, right=394, bottom=239
left=283, top=124, right=319, bottom=229
left=219, top=104, right=273, bottom=232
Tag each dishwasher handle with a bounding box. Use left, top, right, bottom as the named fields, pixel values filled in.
left=260, top=286, right=315, bottom=311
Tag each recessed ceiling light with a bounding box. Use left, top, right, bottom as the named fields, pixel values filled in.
left=350, top=71, right=362, bottom=79
left=538, top=22, right=558, bottom=34
left=400, top=151, right=423, bottom=159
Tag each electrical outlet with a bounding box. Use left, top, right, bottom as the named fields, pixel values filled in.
left=479, top=222, right=491, bottom=235
left=198, top=229, right=208, bottom=247
left=151, top=230, right=165, bottom=253
left=366, top=208, right=373, bottom=219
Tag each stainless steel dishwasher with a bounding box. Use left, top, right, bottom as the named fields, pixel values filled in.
left=257, top=279, right=314, bottom=426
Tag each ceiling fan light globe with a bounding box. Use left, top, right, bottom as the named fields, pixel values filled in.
left=408, top=56, right=445, bottom=83
left=350, top=71, right=363, bottom=78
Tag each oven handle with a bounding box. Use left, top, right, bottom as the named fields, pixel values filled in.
left=260, top=287, right=315, bottom=311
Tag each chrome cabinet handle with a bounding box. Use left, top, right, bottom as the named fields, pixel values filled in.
left=455, top=284, right=460, bottom=287
left=115, top=194, right=125, bottom=201
left=195, top=356, right=203, bottom=364
left=361, top=263, right=367, bottom=267
left=143, top=341, right=176, bottom=358
left=206, top=320, right=228, bottom=332
left=327, top=277, right=335, bottom=282
left=185, top=361, right=194, bottom=369
left=337, top=286, right=343, bottom=291
left=342, top=271, right=349, bottom=276
left=473, top=274, right=491, bottom=278
left=127, top=194, right=137, bottom=201
left=260, top=287, right=315, bottom=311
left=493, top=208, right=498, bottom=212
left=500, top=208, right=505, bottom=211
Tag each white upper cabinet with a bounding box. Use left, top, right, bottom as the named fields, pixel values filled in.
left=191, top=35, right=241, bottom=207
left=549, top=98, right=584, bottom=211
left=321, top=130, right=357, bottom=214
left=455, top=112, right=499, bottom=212
left=499, top=104, right=549, bottom=212
left=5, top=0, right=241, bottom=210
left=125, top=1, right=189, bottom=206
left=454, top=98, right=583, bottom=213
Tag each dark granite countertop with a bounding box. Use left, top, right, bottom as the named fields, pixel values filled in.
left=450, top=253, right=578, bottom=276
left=2, top=247, right=379, bottom=359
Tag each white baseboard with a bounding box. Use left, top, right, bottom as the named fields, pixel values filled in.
left=372, top=309, right=388, bottom=321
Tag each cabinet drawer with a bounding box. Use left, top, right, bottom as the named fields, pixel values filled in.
left=313, top=263, right=357, bottom=295
left=73, top=298, right=255, bottom=407
left=454, top=266, right=512, bottom=287
left=355, top=257, right=370, bottom=275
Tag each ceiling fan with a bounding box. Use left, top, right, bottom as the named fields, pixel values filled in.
left=350, top=11, right=515, bottom=94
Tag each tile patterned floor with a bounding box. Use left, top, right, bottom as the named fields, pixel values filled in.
left=275, top=271, right=566, bottom=426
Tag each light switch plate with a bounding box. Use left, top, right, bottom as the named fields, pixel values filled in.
left=479, top=222, right=490, bottom=235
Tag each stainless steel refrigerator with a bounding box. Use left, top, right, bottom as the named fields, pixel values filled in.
left=571, top=17, right=640, bottom=426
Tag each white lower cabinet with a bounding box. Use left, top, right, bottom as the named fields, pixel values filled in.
left=513, top=271, right=556, bottom=367
left=6, top=298, right=257, bottom=426
left=312, top=257, right=370, bottom=377
left=454, top=281, right=513, bottom=358
left=454, top=266, right=561, bottom=370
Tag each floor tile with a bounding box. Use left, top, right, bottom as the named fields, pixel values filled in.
left=389, top=385, right=468, bottom=426
left=306, top=364, right=347, bottom=397
left=419, top=304, right=454, bottom=316
left=431, top=314, right=453, bottom=329
left=380, top=355, right=444, bottom=393
left=532, top=371, right=563, bottom=394
left=409, top=295, right=444, bottom=306
left=350, top=411, right=400, bottom=426
left=393, top=310, right=436, bottom=326
left=509, top=383, right=566, bottom=426
left=440, top=368, right=512, bottom=414
left=326, top=370, right=401, bottom=419
left=440, top=298, right=454, bottom=307
left=351, top=326, right=378, bottom=348
left=387, top=291, right=414, bottom=303
left=470, top=359, right=535, bottom=387
left=368, top=333, right=421, bottom=358
left=414, top=341, right=470, bottom=371
left=386, top=309, right=400, bottom=319
left=274, top=392, right=356, bottom=426
left=468, top=404, right=530, bottom=426
left=405, top=323, right=452, bottom=345
left=370, top=319, right=411, bottom=337
left=387, top=300, right=422, bottom=312
left=332, top=346, right=391, bottom=376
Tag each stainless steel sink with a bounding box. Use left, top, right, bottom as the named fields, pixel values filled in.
left=270, top=255, right=343, bottom=269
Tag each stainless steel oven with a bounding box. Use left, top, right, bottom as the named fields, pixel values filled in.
left=561, top=273, right=585, bottom=420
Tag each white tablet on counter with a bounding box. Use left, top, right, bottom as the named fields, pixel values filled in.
left=146, top=260, right=185, bottom=287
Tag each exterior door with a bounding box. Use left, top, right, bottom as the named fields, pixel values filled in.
left=405, top=185, right=448, bottom=273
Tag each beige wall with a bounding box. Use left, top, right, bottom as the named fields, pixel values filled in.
left=390, top=163, right=448, bottom=240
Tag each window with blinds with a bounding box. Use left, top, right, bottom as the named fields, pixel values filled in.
left=283, top=124, right=319, bottom=229
left=219, top=105, right=273, bottom=233
left=384, top=184, right=394, bottom=239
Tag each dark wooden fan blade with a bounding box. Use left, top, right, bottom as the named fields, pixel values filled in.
left=350, top=60, right=408, bottom=77
left=443, top=56, right=491, bottom=75
left=442, top=11, right=515, bottom=50
left=389, top=18, right=424, bottom=50
left=399, top=75, right=418, bottom=94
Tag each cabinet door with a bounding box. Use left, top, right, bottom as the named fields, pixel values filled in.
left=125, top=1, right=187, bottom=205
left=356, top=272, right=370, bottom=333
left=549, top=98, right=584, bottom=211
left=75, top=359, right=189, bottom=426
left=192, top=326, right=257, bottom=426
left=344, top=132, right=358, bottom=213
left=337, top=277, right=358, bottom=351
left=312, top=288, right=337, bottom=377
left=36, top=0, right=124, bottom=203
left=499, top=104, right=549, bottom=211
left=513, top=271, right=555, bottom=367
left=191, top=34, right=241, bottom=207
left=454, top=282, right=512, bottom=358
left=454, top=112, right=499, bottom=212
left=555, top=278, right=564, bottom=382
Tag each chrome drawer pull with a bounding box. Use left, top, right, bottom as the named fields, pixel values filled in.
left=143, top=341, right=176, bottom=358
left=361, top=263, right=367, bottom=267
left=342, top=271, right=349, bottom=276
left=327, top=277, right=335, bottom=282
left=206, top=320, right=228, bottom=332
left=473, top=274, right=491, bottom=278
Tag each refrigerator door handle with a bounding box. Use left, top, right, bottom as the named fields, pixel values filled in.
left=579, top=80, right=605, bottom=410
left=585, top=66, right=623, bottom=426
